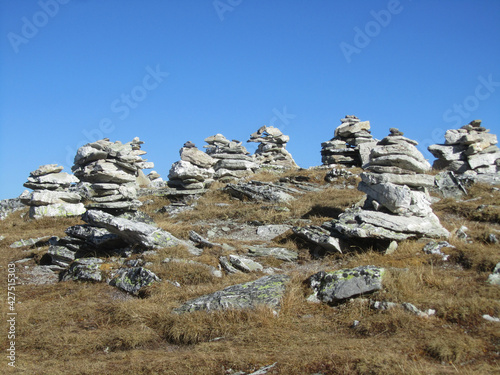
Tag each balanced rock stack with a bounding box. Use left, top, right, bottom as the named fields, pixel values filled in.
left=321, top=115, right=377, bottom=167
left=334, top=128, right=449, bottom=242
left=248, top=126, right=298, bottom=169
left=204, top=134, right=257, bottom=181
left=20, top=164, right=85, bottom=219
left=428, top=120, right=500, bottom=174
left=71, top=137, right=152, bottom=214
left=168, top=142, right=216, bottom=190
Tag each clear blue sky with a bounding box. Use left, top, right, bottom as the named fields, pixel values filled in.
left=1, top=0, right=499, bottom=200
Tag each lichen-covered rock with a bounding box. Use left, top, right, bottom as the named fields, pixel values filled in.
left=224, top=181, right=295, bottom=203
left=109, top=267, right=160, bottom=294
left=173, top=274, right=290, bottom=313
left=60, top=258, right=104, bottom=282
left=487, top=263, right=500, bottom=286
left=229, top=254, right=264, bottom=272
left=247, top=246, right=298, bottom=262
left=308, top=265, right=384, bottom=304
left=29, top=202, right=86, bottom=219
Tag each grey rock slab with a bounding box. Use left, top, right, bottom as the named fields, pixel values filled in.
left=219, top=256, right=241, bottom=274
left=82, top=210, right=202, bottom=254
left=428, top=144, right=467, bottom=161
left=74, top=145, right=108, bottom=165
left=369, top=154, right=431, bottom=174
left=173, top=274, right=289, bottom=313
left=109, top=267, right=160, bottom=294
left=180, top=147, right=215, bottom=168
left=26, top=172, right=79, bottom=187
left=27, top=190, right=81, bottom=206
left=292, top=226, right=343, bottom=253
left=47, top=245, right=76, bottom=267
left=229, top=255, right=264, bottom=272
left=224, top=182, right=295, bottom=203
left=30, top=164, right=64, bottom=177
left=467, top=151, right=500, bottom=169
left=29, top=203, right=86, bottom=219
left=60, top=258, right=104, bottom=282
left=255, top=224, right=292, bottom=241
left=247, top=246, right=298, bottom=262
left=360, top=172, right=435, bottom=188
left=168, top=160, right=214, bottom=181
left=10, top=236, right=51, bottom=248
left=308, top=265, right=384, bottom=304
left=358, top=181, right=412, bottom=214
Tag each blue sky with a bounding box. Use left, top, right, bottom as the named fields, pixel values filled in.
left=1, top=0, right=499, bottom=200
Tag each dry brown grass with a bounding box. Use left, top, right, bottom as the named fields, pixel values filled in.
left=1, top=174, right=500, bottom=374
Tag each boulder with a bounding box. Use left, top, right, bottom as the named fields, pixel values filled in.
left=173, top=274, right=289, bottom=313
left=109, top=267, right=160, bottom=294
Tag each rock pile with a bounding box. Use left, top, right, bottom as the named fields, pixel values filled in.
left=20, top=164, right=84, bottom=219
left=248, top=126, right=298, bottom=169
left=204, top=134, right=257, bottom=181
left=428, top=120, right=500, bottom=174
left=71, top=137, right=152, bottom=214
left=334, top=129, right=449, bottom=241
left=168, top=142, right=216, bottom=190
left=321, top=115, right=377, bottom=168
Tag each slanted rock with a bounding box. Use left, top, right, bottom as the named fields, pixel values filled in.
left=173, top=274, right=289, bottom=313
left=229, top=254, right=264, bottom=272
left=308, top=265, right=384, bottom=304
left=59, top=258, right=105, bottom=282
left=224, top=181, right=295, bottom=203
left=248, top=126, right=298, bottom=169
left=429, top=120, right=500, bottom=174
left=321, top=115, right=377, bottom=168
left=21, top=164, right=84, bottom=219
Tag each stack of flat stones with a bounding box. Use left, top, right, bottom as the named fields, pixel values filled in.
left=72, top=137, right=153, bottom=214
left=168, top=142, right=216, bottom=190
left=428, top=120, right=500, bottom=174
left=248, top=126, right=298, bottom=169
left=204, top=134, right=257, bottom=181
left=334, top=128, right=449, bottom=242
left=20, top=164, right=84, bottom=219
left=321, top=115, right=377, bottom=168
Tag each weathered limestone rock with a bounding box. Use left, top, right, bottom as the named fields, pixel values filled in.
left=109, top=267, right=160, bottom=294
left=321, top=115, right=377, bottom=168
left=224, top=181, right=295, bottom=203
left=247, top=246, right=298, bottom=262
left=82, top=210, right=201, bottom=254
left=0, top=197, right=25, bottom=220
left=168, top=143, right=216, bottom=190
left=72, top=137, right=152, bottom=214
left=229, top=254, right=264, bottom=272
left=60, top=258, right=104, bottom=282
left=173, top=274, right=289, bottom=313
left=204, top=134, right=257, bottom=181
left=248, top=126, right=298, bottom=169
left=21, top=164, right=84, bottom=219
left=429, top=120, right=500, bottom=175
left=308, top=266, right=384, bottom=304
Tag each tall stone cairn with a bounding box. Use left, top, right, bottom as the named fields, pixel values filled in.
left=428, top=120, right=500, bottom=174
left=204, top=134, right=258, bottom=181
left=20, top=164, right=85, bottom=219
left=321, top=115, right=377, bottom=168
left=71, top=137, right=153, bottom=214
left=168, top=141, right=216, bottom=190
left=334, top=128, right=449, bottom=241
left=247, top=125, right=298, bottom=169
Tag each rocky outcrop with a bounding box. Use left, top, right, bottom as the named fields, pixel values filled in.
left=204, top=134, right=257, bottom=181
left=173, top=274, right=289, bottom=313
left=72, top=137, right=152, bottom=214
left=20, top=164, right=84, bottom=219
left=168, top=142, right=216, bottom=190
left=0, top=197, right=26, bottom=220
left=308, top=265, right=384, bottom=304
left=224, top=181, right=296, bottom=203
left=248, top=126, right=298, bottom=169
left=334, top=129, right=449, bottom=241
left=428, top=120, right=500, bottom=174
left=321, top=115, right=377, bottom=167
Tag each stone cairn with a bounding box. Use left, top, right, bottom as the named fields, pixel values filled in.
left=204, top=134, right=257, bottom=181
left=247, top=126, right=298, bottom=169
left=71, top=137, right=152, bottom=215
left=428, top=120, right=500, bottom=174
left=20, top=164, right=84, bottom=219
left=321, top=115, right=377, bottom=168
left=168, top=142, right=216, bottom=190
left=334, top=128, right=449, bottom=243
